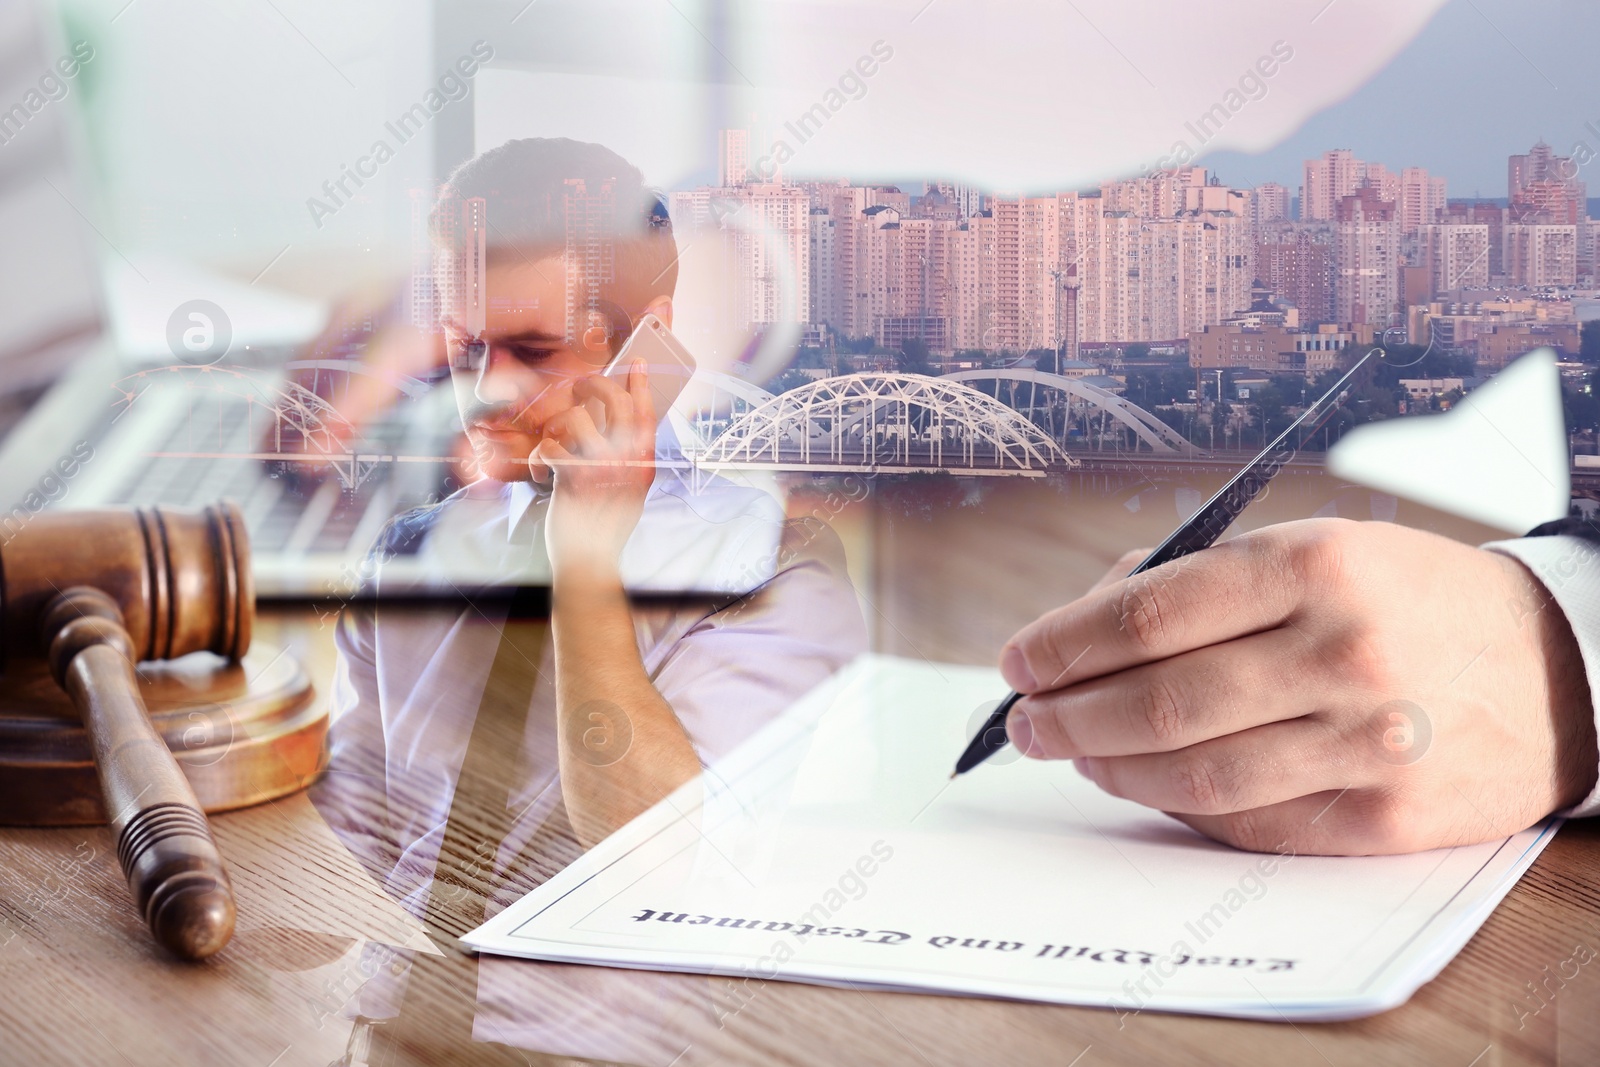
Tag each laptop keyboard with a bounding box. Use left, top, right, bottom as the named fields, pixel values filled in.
left=78, top=363, right=457, bottom=580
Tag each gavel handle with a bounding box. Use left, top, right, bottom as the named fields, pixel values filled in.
left=44, top=588, right=236, bottom=960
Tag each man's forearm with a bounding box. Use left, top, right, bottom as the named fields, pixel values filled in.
left=550, top=569, right=703, bottom=846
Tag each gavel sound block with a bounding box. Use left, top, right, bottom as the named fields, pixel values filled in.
left=0, top=504, right=326, bottom=960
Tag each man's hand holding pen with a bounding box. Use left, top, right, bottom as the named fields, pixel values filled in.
left=997, top=519, right=1597, bottom=857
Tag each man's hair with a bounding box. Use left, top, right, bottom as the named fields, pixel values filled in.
left=430, top=137, right=678, bottom=303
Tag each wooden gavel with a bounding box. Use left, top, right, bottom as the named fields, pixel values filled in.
left=4, top=503, right=251, bottom=960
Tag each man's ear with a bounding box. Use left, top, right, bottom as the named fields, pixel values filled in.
left=641, top=296, right=673, bottom=330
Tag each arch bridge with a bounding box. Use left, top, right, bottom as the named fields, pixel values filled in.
left=695, top=373, right=1075, bottom=476
left=941, top=369, right=1197, bottom=455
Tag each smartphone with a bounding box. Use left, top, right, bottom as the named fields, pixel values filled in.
left=589, top=314, right=697, bottom=432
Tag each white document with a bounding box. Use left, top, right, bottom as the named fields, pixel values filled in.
left=464, top=655, right=1558, bottom=1022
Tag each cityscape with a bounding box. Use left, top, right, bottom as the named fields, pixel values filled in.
left=402, top=132, right=1600, bottom=470
left=661, top=131, right=1600, bottom=456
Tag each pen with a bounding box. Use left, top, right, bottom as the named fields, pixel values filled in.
left=950, top=348, right=1381, bottom=777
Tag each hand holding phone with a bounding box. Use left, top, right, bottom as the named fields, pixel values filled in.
left=588, top=314, right=697, bottom=433
left=537, top=315, right=695, bottom=575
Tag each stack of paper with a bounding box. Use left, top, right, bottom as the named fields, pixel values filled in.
left=465, top=655, right=1557, bottom=1021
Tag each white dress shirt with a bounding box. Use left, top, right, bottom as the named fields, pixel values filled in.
left=1485, top=534, right=1600, bottom=817
left=311, top=463, right=870, bottom=968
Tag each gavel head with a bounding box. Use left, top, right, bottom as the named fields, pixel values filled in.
left=0, top=502, right=252, bottom=668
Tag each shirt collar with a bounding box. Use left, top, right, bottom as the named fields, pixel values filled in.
left=506, top=480, right=547, bottom=543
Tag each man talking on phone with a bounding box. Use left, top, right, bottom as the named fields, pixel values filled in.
left=311, top=138, right=867, bottom=971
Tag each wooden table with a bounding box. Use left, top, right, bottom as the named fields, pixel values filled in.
left=2, top=474, right=1597, bottom=1066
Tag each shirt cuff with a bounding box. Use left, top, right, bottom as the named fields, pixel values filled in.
left=1483, top=535, right=1600, bottom=817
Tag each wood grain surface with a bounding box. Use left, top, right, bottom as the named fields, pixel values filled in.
left=1, top=475, right=1596, bottom=1066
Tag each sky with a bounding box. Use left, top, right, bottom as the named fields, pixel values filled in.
left=479, top=0, right=1454, bottom=196
left=1197, top=0, right=1600, bottom=198
left=37, top=0, right=1600, bottom=278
